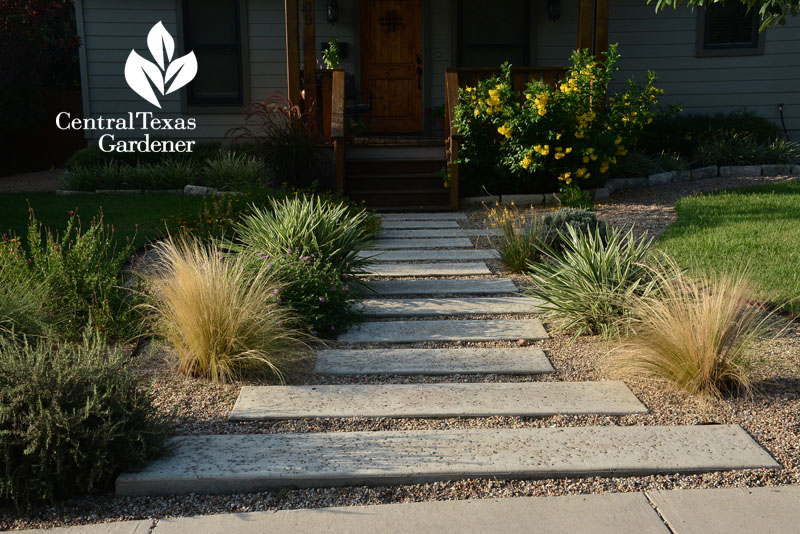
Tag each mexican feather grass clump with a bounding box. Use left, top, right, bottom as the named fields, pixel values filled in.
left=615, top=264, right=784, bottom=399
left=145, top=236, right=311, bottom=383
left=527, top=224, right=657, bottom=338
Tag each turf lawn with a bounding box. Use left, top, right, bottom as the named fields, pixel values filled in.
left=657, top=180, right=800, bottom=314
left=0, top=193, right=206, bottom=249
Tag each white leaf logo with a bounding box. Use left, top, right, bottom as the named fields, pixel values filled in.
left=124, top=21, right=197, bottom=108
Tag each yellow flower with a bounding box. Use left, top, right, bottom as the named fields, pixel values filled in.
left=565, top=147, right=572, bottom=154
left=583, top=156, right=590, bottom=163
left=521, top=154, right=533, bottom=169
left=614, top=137, right=622, bottom=145
left=497, top=123, right=512, bottom=138
left=554, top=152, right=565, bottom=160
left=647, top=117, right=654, bottom=124
left=526, top=93, right=533, bottom=100
left=556, top=133, right=562, bottom=140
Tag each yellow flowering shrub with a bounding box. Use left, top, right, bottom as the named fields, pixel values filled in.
left=453, top=45, right=662, bottom=194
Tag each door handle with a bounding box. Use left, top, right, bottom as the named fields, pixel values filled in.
left=416, top=66, right=423, bottom=89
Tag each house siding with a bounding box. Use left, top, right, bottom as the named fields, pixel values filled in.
left=78, top=0, right=800, bottom=140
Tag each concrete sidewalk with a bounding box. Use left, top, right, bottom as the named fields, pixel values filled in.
left=21, top=486, right=800, bottom=533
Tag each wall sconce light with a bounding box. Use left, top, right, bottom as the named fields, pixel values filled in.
left=327, top=0, right=340, bottom=24
left=547, top=0, right=561, bottom=21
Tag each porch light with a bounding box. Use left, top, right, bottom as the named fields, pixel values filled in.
left=547, top=0, right=561, bottom=21
left=327, top=0, right=340, bottom=24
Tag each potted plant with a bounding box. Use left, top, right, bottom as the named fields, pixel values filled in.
left=427, top=105, right=446, bottom=136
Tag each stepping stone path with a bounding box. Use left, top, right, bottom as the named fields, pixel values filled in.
left=118, top=211, right=779, bottom=497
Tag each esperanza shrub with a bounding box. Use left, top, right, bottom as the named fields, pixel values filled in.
left=0, top=331, right=166, bottom=507
left=527, top=224, right=658, bottom=339
left=615, top=264, right=783, bottom=399
left=234, top=195, right=380, bottom=336
left=0, top=211, right=135, bottom=340
left=145, top=236, right=311, bottom=383
left=453, top=45, right=662, bottom=197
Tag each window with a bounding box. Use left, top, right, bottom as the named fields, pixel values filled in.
left=458, top=0, right=530, bottom=67
left=182, top=0, right=248, bottom=108
left=697, top=3, right=763, bottom=56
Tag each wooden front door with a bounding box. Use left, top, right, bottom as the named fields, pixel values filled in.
left=360, top=0, right=423, bottom=134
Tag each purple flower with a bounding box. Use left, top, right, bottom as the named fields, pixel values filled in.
left=342, top=285, right=349, bottom=292
left=319, top=297, right=325, bottom=302
left=330, top=325, right=336, bottom=331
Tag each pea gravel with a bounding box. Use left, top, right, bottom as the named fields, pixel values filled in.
left=3, top=175, right=799, bottom=531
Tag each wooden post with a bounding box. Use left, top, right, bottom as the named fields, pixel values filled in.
left=331, top=70, right=346, bottom=195
left=594, top=0, right=610, bottom=57
left=445, top=70, right=461, bottom=211
left=284, top=0, right=301, bottom=104
left=302, top=0, right=317, bottom=134
left=577, top=0, right=594, bottom=52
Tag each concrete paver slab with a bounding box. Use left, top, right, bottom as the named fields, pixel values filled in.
left=337, top=318, right=548, bottom=343
left=381, top=220, right=461, bottom=229
left=19, top=520, right=152, bottom=534
left=314, top=346, right=554, bottom=375
left=354, top=297, right=540, bottom=317
left=153, top=493, right=669, bottom=534
left=366, top=278, right=518, bottom=296
left=363, top=262, right=491, bottom=277
left=380, top=213, right=467, bottom=220
left=359, top=249, right=497, bottom=262
left=117, top=425, right=778, bottom=496
left=370, top=238, right=474, bottom=249
left=648, top=486, right=800, bottom=534
left=229, top=381, right=646, bottom=420
left=379, top=229, right=502, bottom=238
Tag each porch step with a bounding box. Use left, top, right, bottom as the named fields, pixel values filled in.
left=345, top=157, right=446, bottom=175
left=346, top=189, right=450, bottom=207
left=354, top=297, right=539, bottom=317
left=346, top=173, right=443, bottom=191
left=228, top=382, right=647, bottom=420
left=381, top=220, right=461, bottom=229
left=337, top=318, right=548, bottom=343
left=116, top=425, right=778, bottom=496
left=346, top=146, right=446, bottom=160
left=314, top=346, right=552, bottom=375
left=379, top=213, right=467, bottom=220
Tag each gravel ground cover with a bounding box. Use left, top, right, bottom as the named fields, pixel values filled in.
left=3, top=175, right=799, bottom=530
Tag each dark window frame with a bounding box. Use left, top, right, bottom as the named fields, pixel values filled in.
left=456, top=0, right=531, bottom=67
left=696, top=5, right=765, bottom=57
left=178, top=0, right=250, bottom=113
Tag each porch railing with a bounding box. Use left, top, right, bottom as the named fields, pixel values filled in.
left=444, top=66, right=567, bottom=210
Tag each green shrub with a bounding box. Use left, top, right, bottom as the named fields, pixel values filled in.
left=63, top=159, right=197, bottom=191
left=0, top=332, right=166, bottom=507
left=235, top=195, right=379, bottom=275
left=65, top=141, right=224, bottom=171
left=145, top=237, right=311, bottom=383
left=202, top=152, right=265, bottom=189
left=694, top=131, right=800, bottom=166
left=538, top=208, right=608, bottom=251
left=453, top=45, right=662, bottom=194
left=613, top=149, right=689, bottom=178
left=2, top=211, right=136, bottom=340
left=527, top=225, right=657, bottom=338
left=0, top=234, right=51, bottom=340
left=263, top=249, right=359, bottom=338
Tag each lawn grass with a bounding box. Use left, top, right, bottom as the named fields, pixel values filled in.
left=657, top=180, right=800, bottom=314
left=0, top=193, right=205, bottom=249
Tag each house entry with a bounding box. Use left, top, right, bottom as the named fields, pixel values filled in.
left=360, top=0, right=423, bottom=134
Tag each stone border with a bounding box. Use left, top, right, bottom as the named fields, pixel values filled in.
left=461, top=164, right=800, bottom=207
left=56, top=185, right=236, bottom=196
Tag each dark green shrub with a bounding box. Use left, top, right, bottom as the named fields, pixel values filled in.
left=0, top=332, right=166, bottom=507
left=264, top=250, right=361, bottom=338
left=3, top=211, right=137, bottom=340
left=0, top=234, right=52, bottom=340
left=613, top=150, right=689, bottom=178
left=539, top=208, right=608, bottom=251
left=202, top=153, right=265, bottom=189
left=694, top=131, right=800, bottom=166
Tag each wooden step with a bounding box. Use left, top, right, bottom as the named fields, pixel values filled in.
left=346, top=173, right=443, bottom=191
left=346, top=158, right=447, bottom=175
left=346, top=189, right=450, bottom=207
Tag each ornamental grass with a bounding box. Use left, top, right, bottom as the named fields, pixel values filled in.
left=615, top=264, right=784, bottom=399
left=145, top=236, right=311, bottom=383
left=486, top=202, right=543, bottom=273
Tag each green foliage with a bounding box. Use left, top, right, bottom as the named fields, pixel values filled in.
left=486, top=203, right=544, bottom=273
left=234, top=194, right=379, bottom=334
left=453, top=46, right=662, bottom=194
left=613, top=149, right=689, bottom=178
left=538, top=208, right=608, bottom=251
left=322, top=37, right=341, bottom=69
left=0, top=332, right=166, bottom=507
left=0, top=234, right=51, bottom=341
left=527, top=225, right=657, bottom=338
left=202, top=152, right=265, bottom=189
left=260, top=250, right=359, bottom=338
left=649, top=0, right=798, bottom=29
left=65, top=141, right=224, bottom=171
left=557, top=183, right=593, bottom=209
left=694, top=131, right=800, bottom=166
left=1, top=211, right=136, bottom=340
